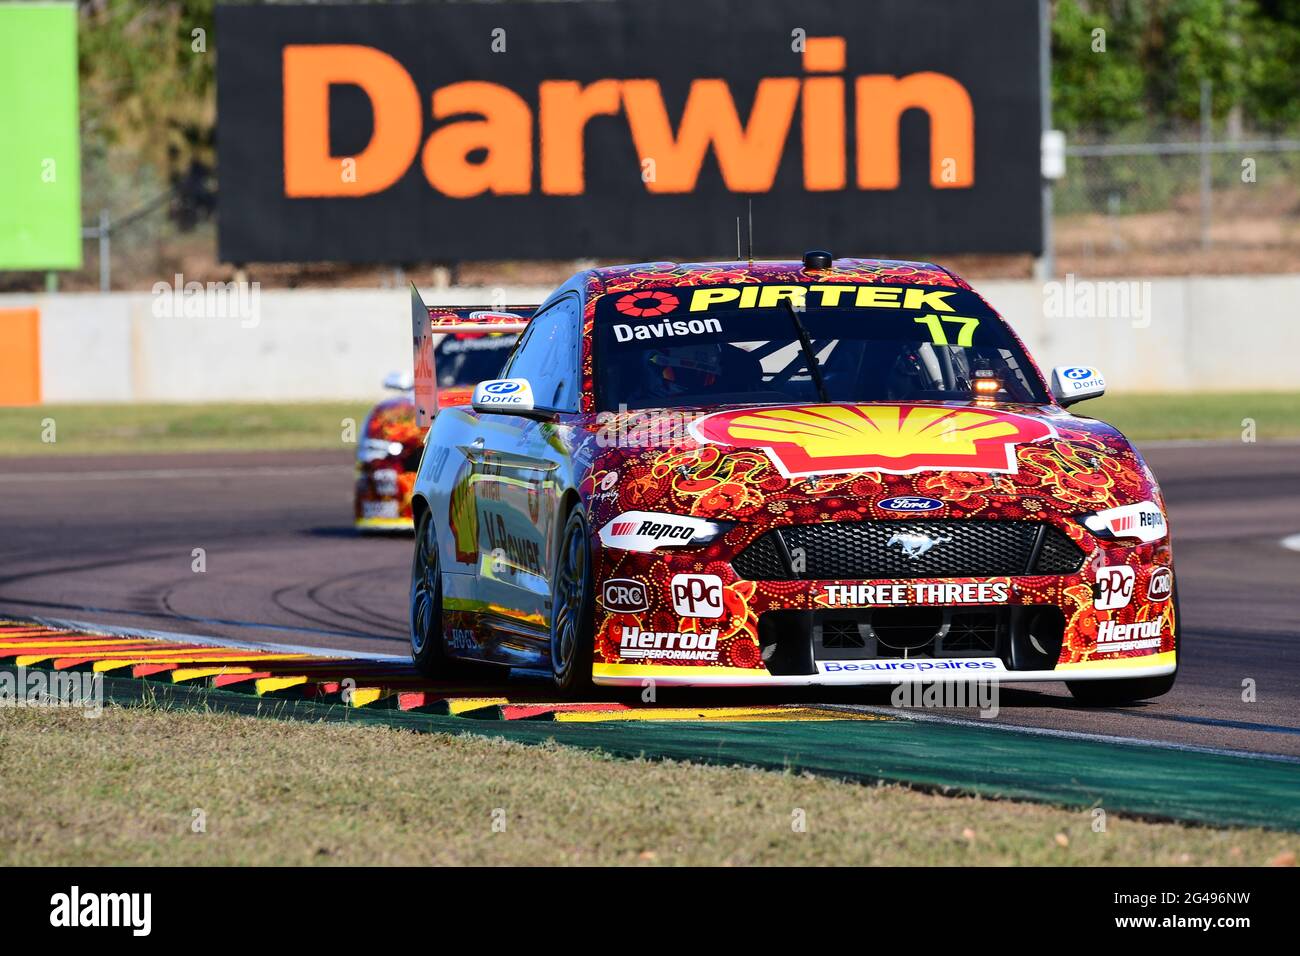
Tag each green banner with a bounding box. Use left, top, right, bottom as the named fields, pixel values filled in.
left=0, top=3, right=82, bottom=270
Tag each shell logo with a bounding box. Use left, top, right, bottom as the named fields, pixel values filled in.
left=689, top=404, right=1056, bottom=477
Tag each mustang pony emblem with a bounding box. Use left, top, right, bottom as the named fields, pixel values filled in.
left=887, top=531, right=952, bottom=559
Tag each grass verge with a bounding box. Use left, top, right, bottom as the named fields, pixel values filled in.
left=0, top=394, right=1296, bottom=457
left=1079, top=391, right=1300, bottom=441
left=0, top=705, right=1295, bottom=866
left=0, top=402, right=370, bottom=456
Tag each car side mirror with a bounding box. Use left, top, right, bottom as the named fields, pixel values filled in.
left=383, top=370, right=414, bottom=391
left=1050, top=366, right=1106, bottom=406
left=471, top=378, right=537, bottom=415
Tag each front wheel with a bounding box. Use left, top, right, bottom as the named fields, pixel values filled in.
left=1068, top=583, right=1180, bottom=705
left=410, top=509, right=449, bottom=678
left=550, top=507, right=594, bottom=695
left=1066, top=672, right=1176, bottom=705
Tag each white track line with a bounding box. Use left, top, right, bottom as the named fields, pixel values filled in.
left=31, top=616, right=407, bottom=662
left=1281, top=534, right=1300, bottom=552
left=24, top=618, right=1300, bottom=763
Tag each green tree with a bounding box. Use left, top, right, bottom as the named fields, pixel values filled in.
left=1052, top=0, right=1146, bottom=131
left=78, top=0, right=215, bottom=212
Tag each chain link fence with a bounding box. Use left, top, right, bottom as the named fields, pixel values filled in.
left=1055, top=122, right=1300, bottom=275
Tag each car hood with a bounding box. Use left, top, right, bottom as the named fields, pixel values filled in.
left=582, top=401, right=1161, bottom=527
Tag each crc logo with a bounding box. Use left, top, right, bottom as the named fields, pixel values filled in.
left=484, top=381, right=521, bottom=394
left=1063, top=367, right=1093, bottom=380
left=1147, top=567, right=1173, bottom=602
left=1095, top=564, right=1136, bottom=610
left=878, top=495, right=944, bottom=513
left=670, top=573, right=724, bottom=618
left=601, top=578, right=648, bottom=613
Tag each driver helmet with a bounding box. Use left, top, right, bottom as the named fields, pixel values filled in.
left=642, top=343, right=723, bottom=398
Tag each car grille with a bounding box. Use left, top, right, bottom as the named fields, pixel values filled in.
left=757, top=605, right=1067, bottom=675
left=732, top=520, right=1084, bottom=580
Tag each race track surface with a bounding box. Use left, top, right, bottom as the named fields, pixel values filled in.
left=1, top=442, right=1297, bottom=756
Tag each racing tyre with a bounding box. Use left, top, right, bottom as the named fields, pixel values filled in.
left=1067, top=584, right=1179, bottom=706
left=409, top=509, right=449, bottom=678
left=1065, top=672, right=1176, bottom=705
left=550, top=506, right=595, bottom=695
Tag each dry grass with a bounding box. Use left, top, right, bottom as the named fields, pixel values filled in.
left=0, top=706, right=1295, bottom=866
left=0, top=402, right=368, bottom=456
left=1, top=393, right=1296, bottom=459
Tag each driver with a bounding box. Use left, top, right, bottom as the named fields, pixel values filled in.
left=887, top=341, right=948, bottom=399
left=633, top=343, right=724, bottom=404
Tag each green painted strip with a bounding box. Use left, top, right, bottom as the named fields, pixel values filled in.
left=18, top=666, right=1299, bottom=832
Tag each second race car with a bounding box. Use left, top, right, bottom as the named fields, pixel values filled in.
left=354, top=307, right=525, bottom=531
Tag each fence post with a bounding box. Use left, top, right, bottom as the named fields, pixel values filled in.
left=1036, top=0, right=1055, bottom=280
left=98, top=208, right=111, bottom=291
left=1200, top=80, right=1212, bottom=249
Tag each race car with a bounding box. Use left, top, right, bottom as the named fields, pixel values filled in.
left=353, top=306, right=525, bottom=531
left=406, top=254, right=1178, bottom=704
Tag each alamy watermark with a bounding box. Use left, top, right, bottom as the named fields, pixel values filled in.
left=0, top=666, right=103, bottom=718
left=1042, top=273, right=1153, bottom=329
left=891, top=678, right=1000, bottom=718
left=594, top=405, right=708, bottom=448
left=151, top=274, right=262, bottom=328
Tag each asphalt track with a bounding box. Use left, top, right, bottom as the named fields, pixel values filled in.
left=1, top=441, right=1298, bottom=757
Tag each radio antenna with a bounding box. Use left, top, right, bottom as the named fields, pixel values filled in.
left=747, top=199, right=754, bottom=263
left=736, top=216, right=742, bottom=260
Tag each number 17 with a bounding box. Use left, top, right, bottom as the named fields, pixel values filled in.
left=913, top=314, right=980, bottom=347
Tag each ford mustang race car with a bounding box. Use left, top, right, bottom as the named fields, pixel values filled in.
left=406, top=254, right=1178, bottom=704
left=354, top=309, right=524, bottom=530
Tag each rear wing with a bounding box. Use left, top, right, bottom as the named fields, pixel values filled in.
left=410, top=285, right=534, bottom=427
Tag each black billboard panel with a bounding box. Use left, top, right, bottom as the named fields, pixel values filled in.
left=215, top=0, right=1042, bottom=262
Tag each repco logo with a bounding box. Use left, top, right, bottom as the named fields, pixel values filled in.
left=282, top=37, right=973, bottom=199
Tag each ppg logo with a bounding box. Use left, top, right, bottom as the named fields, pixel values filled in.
left=1094, top=564, right=1135, bottom=610
left=484, top=380, right=521, bottom=394
left=670, top=573, right=724, bottom=618
left=1064, top=367, right=1093, bottom=380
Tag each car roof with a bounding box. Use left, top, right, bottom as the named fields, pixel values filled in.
left=583, top=258, right=972, bottom=296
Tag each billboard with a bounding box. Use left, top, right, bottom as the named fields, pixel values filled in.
left=0, top=3, right=82, bottom=270
left=216, top=0, right=1041, bottom=263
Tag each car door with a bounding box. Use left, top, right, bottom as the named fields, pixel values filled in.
left=469, top=293, right=582, bottom=648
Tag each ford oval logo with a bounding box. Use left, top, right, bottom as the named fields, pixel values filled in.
left=1063, top=367, right=1093, bottom=380
left=878, top=496, right=944, bottom=513
left=484, top=380, right=520, bottom=394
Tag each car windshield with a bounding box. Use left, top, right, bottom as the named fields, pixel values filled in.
left=434, top=331, right=518, bottom=387
left=594, top=284, right=1047, bottom=411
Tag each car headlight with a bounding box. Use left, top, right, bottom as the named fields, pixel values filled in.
left=359, top=437, right=405, bottom=462
left=597, top=511, right=733, bottom=552
left=1077, top=500, right=1168, bottom=543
